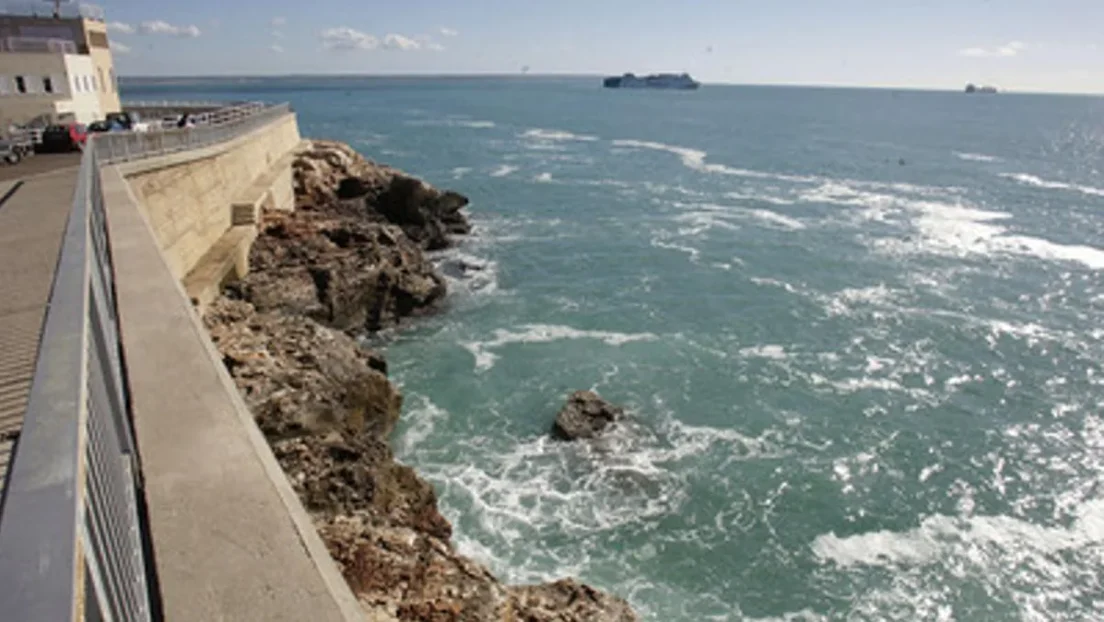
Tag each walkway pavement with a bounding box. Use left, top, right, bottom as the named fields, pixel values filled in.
left=0, top=169, right=78, bottom=499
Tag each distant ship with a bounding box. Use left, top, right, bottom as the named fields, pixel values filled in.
left=965, top=83, right=998, bottom=94
left=603, top=73, right=700, bottom=90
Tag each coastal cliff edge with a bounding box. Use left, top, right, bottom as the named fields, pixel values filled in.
left=202, top=140, right=638, bottom=621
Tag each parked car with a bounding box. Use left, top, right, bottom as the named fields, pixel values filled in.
left=88, top=120, right=112, bottom=133
left=38, top=124, right=88, bottom=152
left=105, top=111, right=151, bottom=132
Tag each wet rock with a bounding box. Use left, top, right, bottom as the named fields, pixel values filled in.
left=553, top=391, right=626, bottom=441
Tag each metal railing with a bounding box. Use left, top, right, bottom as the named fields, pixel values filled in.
left=95, top=102, right=290, bottom=163
left=0, top=150, right=151, bottom=621
left=0, top=36, right=79, bottom=54
left=0, top=101, right=292, bottom=620
left=0, top=1, right=105, bottom=20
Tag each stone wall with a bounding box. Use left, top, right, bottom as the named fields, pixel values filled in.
left=121, top=113, right=301, bottom=280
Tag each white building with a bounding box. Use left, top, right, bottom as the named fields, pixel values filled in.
left=0, top=4, right=121, bottom=129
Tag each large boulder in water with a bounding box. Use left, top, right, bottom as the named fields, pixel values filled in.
left=552, top=390, right=625, bottom=440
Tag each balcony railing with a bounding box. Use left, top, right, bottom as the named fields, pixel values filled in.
left=0, top=36, right=79, bottom=54
left=0, top=1, right=105, bottom=21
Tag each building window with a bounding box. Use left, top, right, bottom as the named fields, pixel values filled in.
left=109, top=69, right=115, bottom=92
left=43, top=76, right=54, bottom=93
left=15, top=76, right=26, bottom=94
left=82, top=75, right=90, bottom=92
left=98, top=68, right=105, bottom=92
left=88, top=31, right=109, bottom=49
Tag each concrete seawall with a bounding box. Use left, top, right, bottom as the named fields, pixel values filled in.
left=101, top=115, right=368, bottom=621
left=120, top=113, right=300, bottom=282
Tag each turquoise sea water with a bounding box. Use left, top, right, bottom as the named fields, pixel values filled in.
left=127, top=77, right=1104, bottom=621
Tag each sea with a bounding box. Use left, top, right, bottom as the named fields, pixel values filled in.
left=125, top=77, right=1104, bottom=621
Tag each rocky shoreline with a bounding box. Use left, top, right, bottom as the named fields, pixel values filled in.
left=203, top=141, right=637, bottom=621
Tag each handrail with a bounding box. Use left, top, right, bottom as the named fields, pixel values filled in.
left=0, top=100, right=293, bottom=621
left=95, top=103, right=291, bottom=164
left=0, top=149, right=151, bottom=621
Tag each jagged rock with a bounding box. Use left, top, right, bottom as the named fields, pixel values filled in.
left=294, top=140, right=472, bottom=250
left=509, top=579, right=638, bottom=622
left=235, top=211, right=446, bottom=332
left=204, top=141, right=637, bottom=621
left=203, top=298, right=451, bottom=539
left=320, top=516, right=637, bottom=622
left=553, top=391, right=625, bottom=440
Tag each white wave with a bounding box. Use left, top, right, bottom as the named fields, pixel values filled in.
left=724, top=190, right=796, bottom=205
left=955, top=152, right=1001, bottom=162
left=433, top=250, right=500, bottom=299
left=451, top=166, right=472, bottom=179
left=490, top=164, right=519, bottom=177
left=671, top=202, right=804, bottom=233
left=650, top=236, right=702, bottom=262
left=802, top=180, right=1104, bottom=269
left=405, top=118, right=496, bottom=129
left=823, top=284, right=901, bottom=316
left=1002, top=172, right=1104, bottom=197
left=749, top=276, right=802, bottom=295
left=462, top=324, right=657, bottom=371
left=458, top=120, right=496, bottom=128
left=612, top=139, right=814, bottom=182
left=397, top=395, right=450, bottom=454
left=813, top=498, right=1104, bottom=569
left=534, top=172, right=553, bottom=183
left=740, top=344, right=788, bottom=360
left=672, top=211, right=741, bottom=235
left=520, top=128, right=598, bottom=142
left=738, top=208, right=806, bottom=230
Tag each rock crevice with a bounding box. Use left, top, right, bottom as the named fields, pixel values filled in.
left=204, top=140, right=637, bottom=621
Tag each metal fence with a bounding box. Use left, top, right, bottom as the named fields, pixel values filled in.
left=94, top=103, right=290, bottom=163
left=0, top=150, right=151, bottom=621
left=0, top=101, right=292, bottom=620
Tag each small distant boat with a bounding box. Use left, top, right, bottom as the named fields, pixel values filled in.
left=603, top=73, right=700, bottom=90
left=965, top=83, right=998, bottom=94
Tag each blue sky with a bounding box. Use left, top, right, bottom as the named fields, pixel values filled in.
left=96, top=0, right=1104, bottom=93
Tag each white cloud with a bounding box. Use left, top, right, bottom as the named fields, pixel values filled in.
left=272, top=30, right=285, bottom=39
left=439, top=27, right=458, bottom=37
left=107, top=21, right=134, bottom=34
left=959, top=41, right=1025, bottom=58
left=321, top=27, right=379, bottom=51
left=272, top=16, right=287, bottom=27
left=111, top=41, right=131, bottom=54
left=427, top=42, right=445, bottom=52
left=140, top=20, right=202, bottom=38
left=383, top=33, right=420, bottom=51
left=270, top=44, right=284, bottom=53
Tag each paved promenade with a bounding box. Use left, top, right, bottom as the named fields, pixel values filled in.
left=0, top=168, right=78, bottom=498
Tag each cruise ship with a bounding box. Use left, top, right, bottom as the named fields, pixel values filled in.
left=603, top=73, right=700, bottom=90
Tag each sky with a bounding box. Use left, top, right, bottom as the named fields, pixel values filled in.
left=77, top=0, right=1104, bottom=93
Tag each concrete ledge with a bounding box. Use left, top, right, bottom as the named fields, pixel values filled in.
left=232, top=149, right=299, bottom=226
left=101, top=164, right=365, bottom=622
left=183, top=226, right=257, bottom=313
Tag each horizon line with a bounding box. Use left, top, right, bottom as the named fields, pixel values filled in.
left=116, top=73, right=1104, bottom=97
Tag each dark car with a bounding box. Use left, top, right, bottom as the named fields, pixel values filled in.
left=88, top=121, right=112, bottom=133
left=38, top=124, right=88, bottom=153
